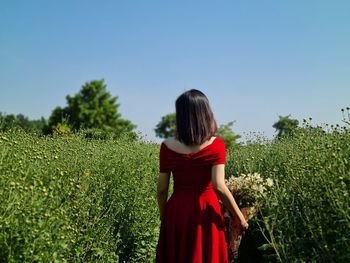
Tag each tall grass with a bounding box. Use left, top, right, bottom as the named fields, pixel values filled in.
left=1, top=122, right=349, bottom=262
left=0, top=130, right=160, bottom=262
left=230, top=125, right=350, bottom=262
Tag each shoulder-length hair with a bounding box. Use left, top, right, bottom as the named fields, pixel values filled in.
left=175, top=89, right=217, bottom=145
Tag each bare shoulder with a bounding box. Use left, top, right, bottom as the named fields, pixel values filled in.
left=162, top=137, right=176, bottom=147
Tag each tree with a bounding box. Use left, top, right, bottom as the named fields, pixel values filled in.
left=154, top=113, right=240, bottom=148
left=273, top=115, right=299, bottom=138
left=0, top=112, right=46, bottom=133
left=45, top=107, right=69, bottom=133
left=46, top=80, right=136, bottom=136
left=0, top=113, right=16, bottom=131
left=216, top=121, right=241, bottom=149
left=28, top=117, right=47, bottom=134
left=154, top=113, right=176, bottom=138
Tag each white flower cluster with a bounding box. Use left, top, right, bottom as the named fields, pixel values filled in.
left=225, top=173, right=274, bottom=207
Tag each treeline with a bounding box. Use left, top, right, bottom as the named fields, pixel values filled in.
left=0, top=113, right=46, bottom=134
left=1, top=80, right=137, bottom=139
left=3, top=79, right=349, bottom=143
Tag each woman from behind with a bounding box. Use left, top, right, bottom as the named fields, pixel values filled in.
left=156, top=89, right=248, bottom=263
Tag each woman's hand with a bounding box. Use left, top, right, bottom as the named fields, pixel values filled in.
left=240, top=218, right=249, bottom=233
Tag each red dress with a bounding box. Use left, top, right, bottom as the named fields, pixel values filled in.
left=156, top=136, right=228, bottom=263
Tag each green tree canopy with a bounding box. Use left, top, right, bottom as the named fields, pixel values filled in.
left=273, top=115, right=299, bottom=138
left=0, top=112, right=46, bottom=133
left=46, top=80, right=136, bottom=136
left=154, top=113, right=176, bottom=138
left=216, top=121, right=241, bottom=149
left=154, top=113, right=240, bottom=148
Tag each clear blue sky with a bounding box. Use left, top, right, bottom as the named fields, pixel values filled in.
left=1, top=0, right=349, bottom=142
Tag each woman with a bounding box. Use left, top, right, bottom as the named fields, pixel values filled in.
left=156, top=89, right=248, bottom=263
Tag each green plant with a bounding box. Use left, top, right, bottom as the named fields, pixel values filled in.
left=0, top=130, right=159, bottom=262
left=230, top=118, right=350, bottom=262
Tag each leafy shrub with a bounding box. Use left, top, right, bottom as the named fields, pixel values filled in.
left=0, top=130, right=159, bottom=262
left=1, top=120, right=349, bottom=262
left=230, top=125, right=350, bottom=262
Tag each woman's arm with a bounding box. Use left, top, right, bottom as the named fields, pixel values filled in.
left=157, top=172, right=171, bottom=220
left=211, top=164, right=249, bottom=231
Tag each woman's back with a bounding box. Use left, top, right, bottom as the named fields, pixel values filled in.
left=156, top=136, right=228, bottom=263
left=162, top=136, right=217, bottom=155
left=160, top=136, right=224, bottom=193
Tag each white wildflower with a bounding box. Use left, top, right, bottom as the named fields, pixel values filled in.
left=266, top=178, right=274, bottom=187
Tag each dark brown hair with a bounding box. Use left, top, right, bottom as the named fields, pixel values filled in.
left=175, top=89, right=217, bottom=145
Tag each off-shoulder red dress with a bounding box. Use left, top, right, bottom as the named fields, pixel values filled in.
left=156, top=136, right=228, bottom=263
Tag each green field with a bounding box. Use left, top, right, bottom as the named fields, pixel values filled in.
left=1, top=125, right=349, bottom=262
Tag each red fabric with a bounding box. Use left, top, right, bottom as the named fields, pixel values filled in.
left=156, top=136, right=228, bottom=263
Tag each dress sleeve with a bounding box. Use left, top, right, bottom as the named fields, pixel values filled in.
left=159, top=143, right=171, bottom=173
left=212, top=137, right=226, bottom=165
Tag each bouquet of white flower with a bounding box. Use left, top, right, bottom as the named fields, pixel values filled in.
left=226, top=172, right=274, bottom=209
left=221, top=173, right=274, bottom=261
